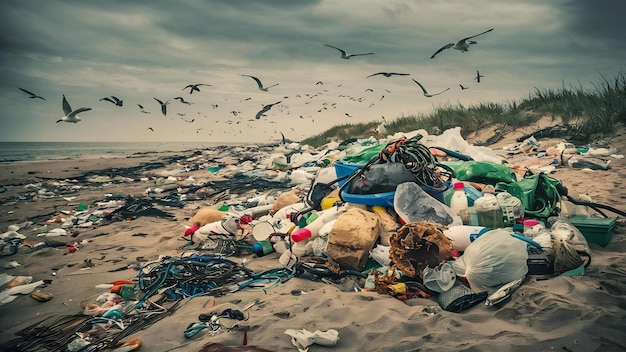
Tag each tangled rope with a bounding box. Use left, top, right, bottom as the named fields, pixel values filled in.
left=374, top=134, right=453, bottom=188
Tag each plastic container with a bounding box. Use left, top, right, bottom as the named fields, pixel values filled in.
left=474, top=193, right=504, bottom=229
left=334, top=162, right=363, bottom=187
left=443, top=225, right=488, bottom=252
left=497, top=192, right=525, bottom=227
left=567, top=215, right=617, bottom=246
left=449, top=182, right=469, bottom=216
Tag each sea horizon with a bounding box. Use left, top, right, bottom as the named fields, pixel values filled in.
left=0, top=141, right=243, bottom=163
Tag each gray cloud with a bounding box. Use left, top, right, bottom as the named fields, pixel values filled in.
left=0, top=0, right=624, bottom=142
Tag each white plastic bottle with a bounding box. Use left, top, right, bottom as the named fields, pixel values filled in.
left=449, top=182, right=469, bottom=216
left=444, top=225, right=488, bottom=251
left=290, top=205, right=346, bottom=242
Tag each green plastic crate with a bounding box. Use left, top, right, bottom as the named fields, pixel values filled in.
left=567, top=215, right=617, bottom=246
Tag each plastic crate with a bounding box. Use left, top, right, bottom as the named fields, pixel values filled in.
left=567, top=215, right=617, bottom=246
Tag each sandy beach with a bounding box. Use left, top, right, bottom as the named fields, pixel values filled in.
left=1, top=123, right=625, bottom=352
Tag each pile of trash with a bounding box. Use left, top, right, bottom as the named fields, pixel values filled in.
left=1, top=126, right=624, bottom=351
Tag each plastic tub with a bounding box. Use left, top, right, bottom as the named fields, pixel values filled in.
left=333, top=162, right=363, bottom=186
left=340, top=183, right=447, bottom=207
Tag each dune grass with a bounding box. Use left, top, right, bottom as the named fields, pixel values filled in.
left=301, top=71, right=626, bottom=148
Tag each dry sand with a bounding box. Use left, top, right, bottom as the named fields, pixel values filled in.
left=1, top=122, right=625, bottom=352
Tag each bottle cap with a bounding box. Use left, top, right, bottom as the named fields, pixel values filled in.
left=290, top=228, right=312, bottom=242
left=523, top=219, right=539, bottom=227
left=453, top=182, right=465, bottom=190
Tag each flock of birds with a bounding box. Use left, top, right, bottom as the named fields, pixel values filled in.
left=17, top=28, right=495, bottom=137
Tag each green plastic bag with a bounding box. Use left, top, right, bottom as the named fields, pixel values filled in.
left=442, top=161, right=517, bottom=185
left=495, top=172, right=563, bottom=219
left=338, top=143, right=386, bottom=165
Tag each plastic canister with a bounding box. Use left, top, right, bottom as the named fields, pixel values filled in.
left=473, top=193, right=504, bottom=229
left=497, top=191, right=525, bottom=226
left=443, top=225, right=488, bottom=252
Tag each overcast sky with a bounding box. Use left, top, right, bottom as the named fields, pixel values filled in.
left=1, top=0, right=624, bottom=143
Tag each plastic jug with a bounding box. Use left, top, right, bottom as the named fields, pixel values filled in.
left=474, top=193, right=504, bottom=229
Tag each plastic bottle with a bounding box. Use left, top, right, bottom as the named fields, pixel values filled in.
left=474, top=192, right=504, bottom=229
left=449, top=182, right=469, bottom=216
left=443, top=225, right=488, bottom=251
left=290, top=206, right=345, bottom=242
left=523, top=219, right=552, bottom=248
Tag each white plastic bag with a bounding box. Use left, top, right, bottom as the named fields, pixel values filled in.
left=453, top=229, right=528, bottom=293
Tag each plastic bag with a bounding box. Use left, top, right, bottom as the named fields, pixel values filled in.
left=443, top=160, right=518, bottom=185
left=495, top=172, right=564, bottom=219
left=453, top=229, right=528, bottom=293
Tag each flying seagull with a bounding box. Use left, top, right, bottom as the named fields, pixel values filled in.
left=183, top=83, right=211, bottom=94
left=255, top=101, right=282, bottom=120
left=153, top=97, right=170, bottom=116
left=147, top=127, right=154, bottom=132
left=174, top=96, right=192, bottom=105
left=474, top=70, right=484, bottom=83
left=411, top=79, right=450, bottom=97
left=366, top=72, right=410, bottom=78
left=137, top=104, right=150, bottom=114
left=241, top=74, right=279, bottom=92
left=459, top=84, right=469, bottom=90
left=100, top=96, right=123, bottom=106
left=18, top=87, right=45, bottom=100
left=56, top=95, right=92, bottom=123
left=323, top=44, right=374, bottom=59
left=430, top=28, right=494, bottom=59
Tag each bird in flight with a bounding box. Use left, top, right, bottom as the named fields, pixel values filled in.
left=153, top=97, right=170, bottom=116
left=174, top=97, right=192, bottom=105
left=147, top=127, right=154, bottom=132
left=100, top=96, right=123, bottom=106
left=366, top=72, right=410, bottom=78
left=241, top=74, right=278, bottom=92
left=430, top=28, right=494, bottom=59
left=474, top=70, right=484, bottom=83
left=137, top=104, right=150, bottom=114
left=56, top=95, right=92, bottom=123
left=255, top=101, right=282, bottom=120
left=18, top=87, right=45, bottom=100
left=459, top=84, right=469, bottom=90
left=183, top=83, right=211, bottom=94
left=411, top=79, right=450, bottom=97
left=324, top=44, right=374, bottom=59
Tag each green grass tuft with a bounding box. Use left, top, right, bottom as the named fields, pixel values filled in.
left=301, top=71, right=626, bottom=148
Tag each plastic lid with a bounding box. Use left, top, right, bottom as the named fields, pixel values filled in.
left=453, top=182, right=465, bottom=190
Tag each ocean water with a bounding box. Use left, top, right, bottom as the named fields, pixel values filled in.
left=0, top=141, right=227, bottom=162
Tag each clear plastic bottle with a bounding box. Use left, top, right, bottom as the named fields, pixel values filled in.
left=449, top=182, right=469, bottom=216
